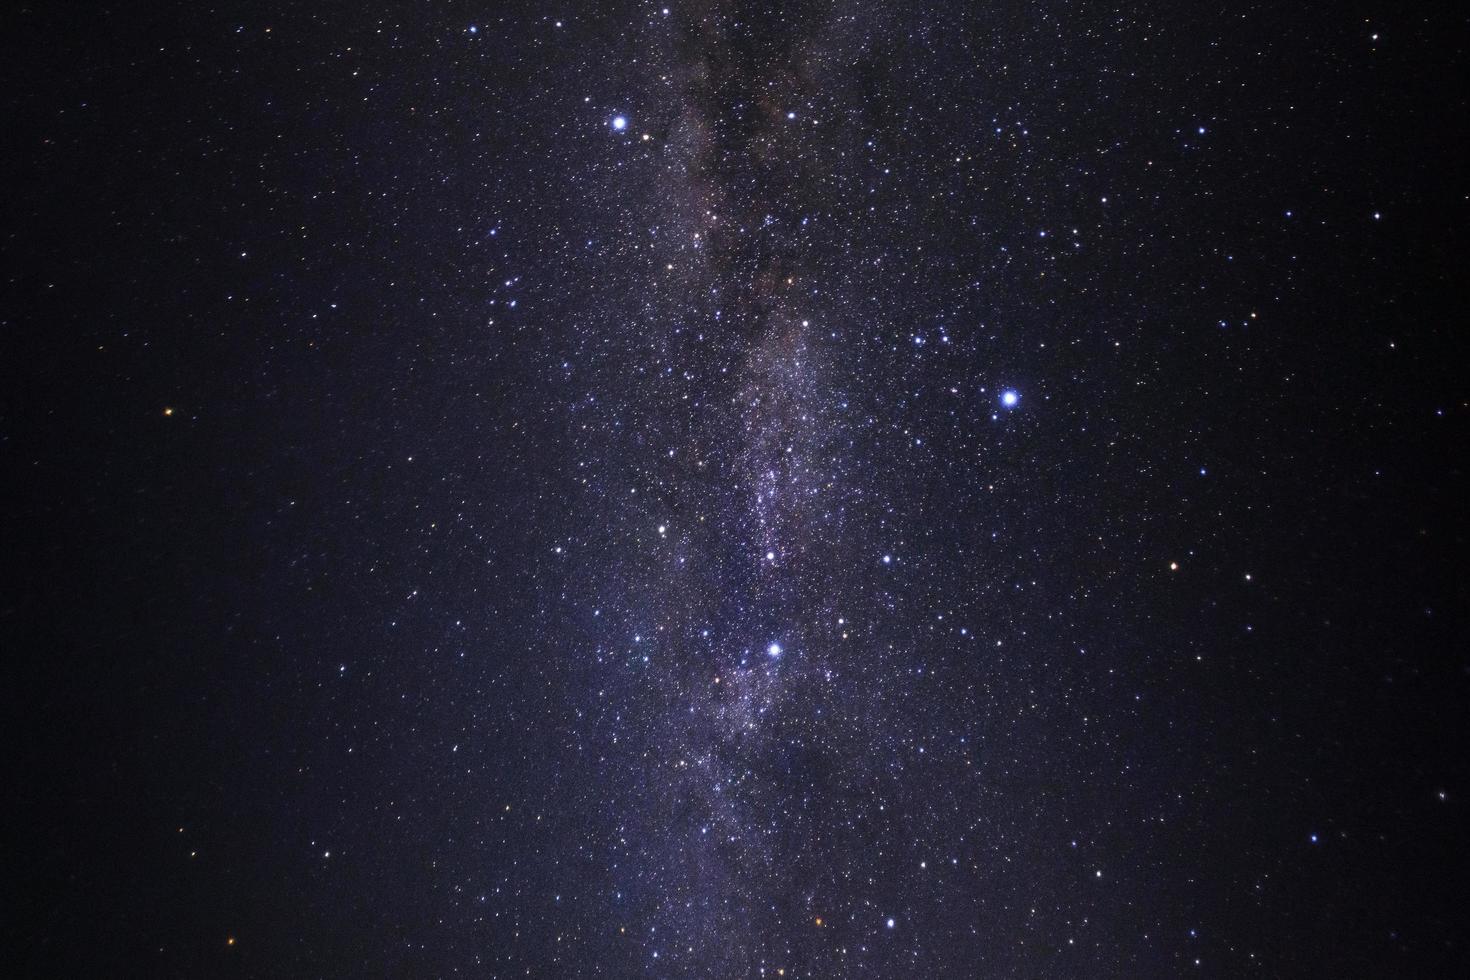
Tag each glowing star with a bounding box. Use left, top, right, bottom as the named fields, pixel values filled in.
left=1000, top=389, right=1020, bottom=408
left=611, top=115, right=627, bottom=131
left=767, top=642, right=782, bottom=658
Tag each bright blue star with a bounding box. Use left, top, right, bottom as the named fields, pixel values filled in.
left=1000, top=389, right=1020, bottom=408
left=611, top=115, right=627, bottom=131
left=767, top=642, right=782, bottom=658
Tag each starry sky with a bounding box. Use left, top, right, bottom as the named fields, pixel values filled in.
left=8, top=1, right=1468, bottom=976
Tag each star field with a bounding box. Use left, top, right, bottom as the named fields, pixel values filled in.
left=7, top=1, right=1468, bottom=977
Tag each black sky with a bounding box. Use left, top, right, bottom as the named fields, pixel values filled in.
left=7, top=1, right=1468, bottom=976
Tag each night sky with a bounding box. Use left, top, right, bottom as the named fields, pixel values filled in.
left=8, top=2, right=1469, bottom=977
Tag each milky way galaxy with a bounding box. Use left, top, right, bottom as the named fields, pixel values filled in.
left=9, top=1, right=1467, bottom=977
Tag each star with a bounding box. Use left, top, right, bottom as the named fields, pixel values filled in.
left=611, top=115, right=627, bottom=131
left=1000, top=389, right=1019, bottom=408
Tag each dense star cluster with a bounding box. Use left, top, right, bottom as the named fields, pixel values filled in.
left=8, top=1, right=1467, bottom=977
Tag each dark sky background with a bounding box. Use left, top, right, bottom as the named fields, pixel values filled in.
left=6, top=1, right=1467, bottom=976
